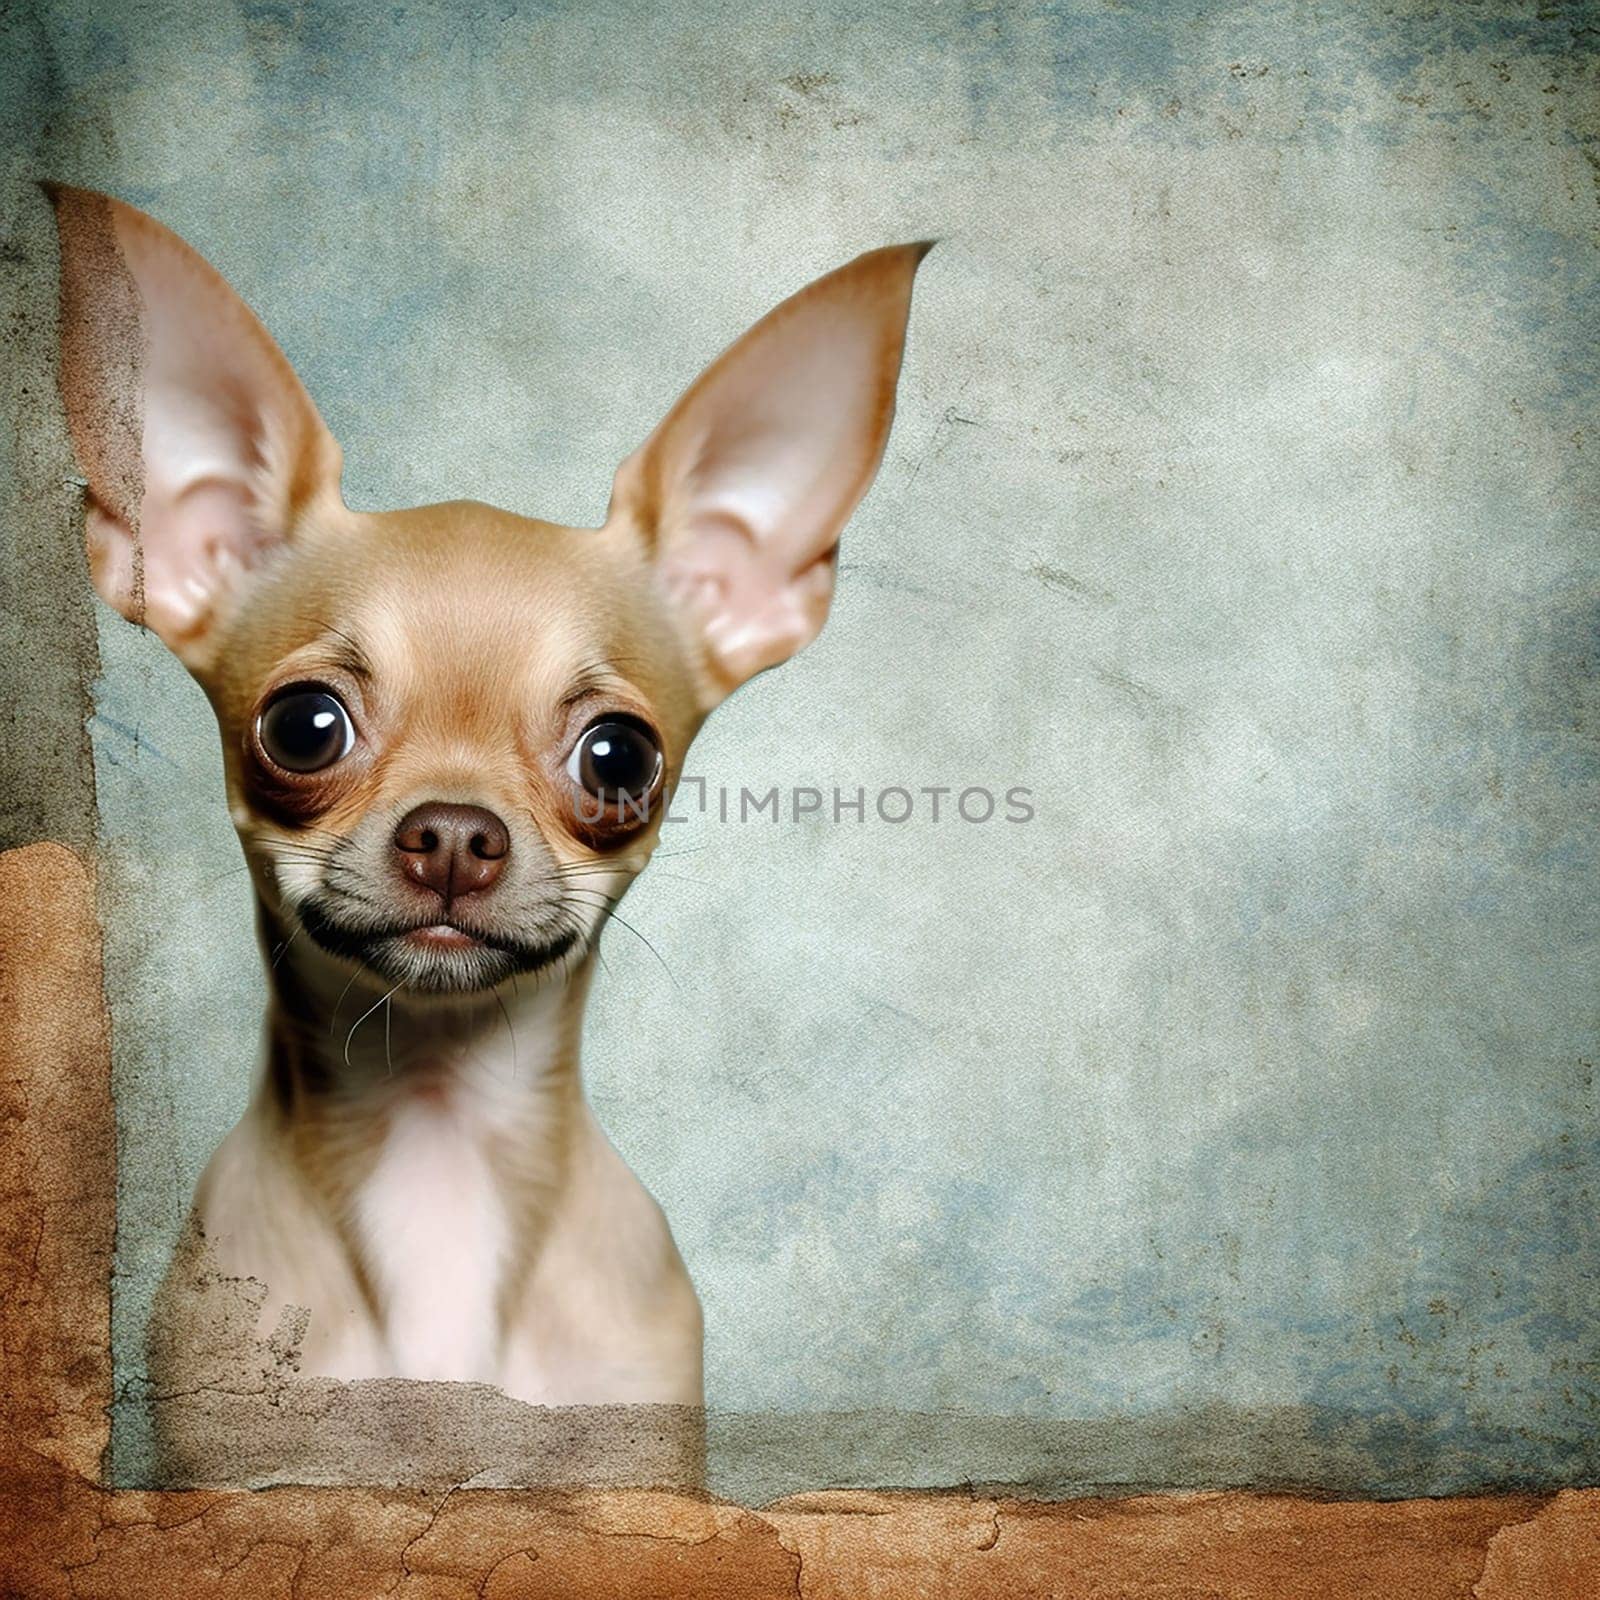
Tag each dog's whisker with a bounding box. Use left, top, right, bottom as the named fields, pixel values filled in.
left=322, top=884, right=387, bottom=910
left=591, top=907, right=677, bottom=988
left=270, top=927, right=303, bottom=971
left=493, top=987, right=519, bottom=1083
left=344, top=982, right=404, bottom=1069
left=330, top=964, right=366, bottom=1033
left=193, top=863, right=254, bottom=896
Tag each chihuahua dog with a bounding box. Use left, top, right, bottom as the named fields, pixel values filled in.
left=48, top=185, right=927, bottom=1480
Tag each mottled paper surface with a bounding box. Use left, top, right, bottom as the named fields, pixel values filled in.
left=1, top=0, right=1594, bottom=1497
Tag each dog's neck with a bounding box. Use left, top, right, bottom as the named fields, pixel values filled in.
left=255, top=903, right=592, bottom=1199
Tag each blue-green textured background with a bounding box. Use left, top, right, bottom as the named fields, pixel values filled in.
left=2, top=0, right=1595, bottom=1497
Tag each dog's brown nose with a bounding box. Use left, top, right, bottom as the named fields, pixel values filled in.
left=392, top=803, right=510, bottom=903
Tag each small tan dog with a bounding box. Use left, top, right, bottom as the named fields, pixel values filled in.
left=49, top=185, right=927, bottom=1481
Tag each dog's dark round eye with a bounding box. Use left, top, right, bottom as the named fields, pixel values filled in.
left=568, top=719, right=662, bottom=800
left=257, top=687, right=355, bottom=773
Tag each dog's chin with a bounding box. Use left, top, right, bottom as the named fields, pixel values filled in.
left=295, top=900, right=581, bottom=996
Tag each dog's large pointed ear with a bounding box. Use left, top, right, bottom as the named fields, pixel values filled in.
left=46, top=184, right=343, bottom=670
left=607, top=241, right=931, bottom=703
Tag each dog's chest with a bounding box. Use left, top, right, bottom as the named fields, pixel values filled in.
left=352, top=1092, right=512, bottom=1382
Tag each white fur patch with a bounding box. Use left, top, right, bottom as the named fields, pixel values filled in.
left=353, top=1094, right=510, bottom=1381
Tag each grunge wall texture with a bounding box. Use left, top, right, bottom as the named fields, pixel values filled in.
left=1, top=0, right=1594, bottom=1499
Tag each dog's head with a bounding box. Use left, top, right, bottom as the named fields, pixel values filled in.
left=49, top=186, right=928, bottom=995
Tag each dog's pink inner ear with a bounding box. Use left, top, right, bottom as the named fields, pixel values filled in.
left=48, top=185, right=343, bottom=669
left=608, top=241, right=931, bottom=698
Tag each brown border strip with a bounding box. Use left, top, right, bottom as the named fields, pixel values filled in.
left=1, top=840, right=1595, bottom=1598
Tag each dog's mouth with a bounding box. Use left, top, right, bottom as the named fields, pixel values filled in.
left=295, top=898, right=582, bottom=994
left=404, top=923, right=487, bottom=953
